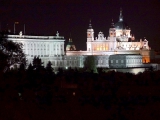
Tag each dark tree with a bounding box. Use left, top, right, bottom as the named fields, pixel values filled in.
left=46, top=61, right=53, bottom=73
left=32, top=56, right=44, bottom=70
left=0, top=33, right=26, bottom=72
left=19, top=63, right=25, bottom=71
left=84, top=56, right=98, bottom=73
left=27, top=63, right=33, bottom=71
left=57, top=67, right=63, bottom=75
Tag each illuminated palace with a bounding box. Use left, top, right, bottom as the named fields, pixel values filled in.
left=7, top=9, right=157, bottom=70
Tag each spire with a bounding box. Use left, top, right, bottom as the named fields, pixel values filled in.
left=69, top=38, right=72, bottom=42
left=111, top=19, right=115, bottom=28
left=88, top=19, right=92, bottom=29
left=119, top=8, right=123, bottom=22
left=69, top=33, right=72, bottom=42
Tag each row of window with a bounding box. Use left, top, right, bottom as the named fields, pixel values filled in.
left=24, top=48, right=63, bottom=51
left=110, top=59, right=142, bottom=64
left=30, top=55, right=49, bottom=57
left=25, top=48, right=64, bottom=56
left=87, top=59, right=142, bottom=65
left=30, top=54, right=66, bottom=57
left=23, top=43, right=64, bottom=50
left=51, top=60, right=79, bottom=66
left=23, top=43, right=63, bottom=47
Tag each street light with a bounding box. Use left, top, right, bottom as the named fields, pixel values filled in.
left=14, top=22, right=19, bottom=34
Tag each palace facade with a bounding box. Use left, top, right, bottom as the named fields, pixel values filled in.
left=6, top=9, right=157, bottom=70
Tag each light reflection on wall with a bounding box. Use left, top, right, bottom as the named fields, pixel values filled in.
left=131, top=68, right=145, bottom=74
left=142, top=56, right=150, bottom=63
left=95, top=47, right=108, bottom=51
left=116, top=68, right=146, bottom=74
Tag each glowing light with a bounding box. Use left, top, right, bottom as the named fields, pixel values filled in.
left=73, top=92, right=76, bottom=96
left=97, top=47, right=99, bottom=50
left=15, top=22, right=19, bottom=24
left=143, top=57, right=150, bottom=63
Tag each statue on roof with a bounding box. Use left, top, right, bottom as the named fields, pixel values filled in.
left=19, top=31, right=22, bottom=36
left=56, top=31, right=59, bottom=37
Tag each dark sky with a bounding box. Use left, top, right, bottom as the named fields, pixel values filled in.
left=0, top=0, right=160, bottom=50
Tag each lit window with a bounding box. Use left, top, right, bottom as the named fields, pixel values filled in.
left=73, top=92, right=76, bottom=96
left=121, top=60, right=123, bottom=63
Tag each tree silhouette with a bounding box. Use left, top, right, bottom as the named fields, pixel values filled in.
left=46, top=61, right=53, bottom=73
left=84, top=56, right=98, bottom=73
left=32, top=56, right=43, bottom=70
left=0, top=33, right=26, bottom=72
left=27, top=63, right=33, bottom=71
left=19, top=63, right=25, bottom=71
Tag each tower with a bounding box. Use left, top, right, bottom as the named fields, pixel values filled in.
left=109, top=20, right=117, bottom=50
left=109, top=19, right=116, bottom=37
left=87, top=20, right=94, bottom=51
left=87, top=20, right=94, bottom=41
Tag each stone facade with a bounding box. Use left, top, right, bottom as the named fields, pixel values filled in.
left=6, top=9, right=157, bottom=70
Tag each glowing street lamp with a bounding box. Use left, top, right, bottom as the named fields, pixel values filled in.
left=14, top=22, right=19, bottom=34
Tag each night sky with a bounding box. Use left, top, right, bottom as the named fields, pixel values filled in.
left=0, top=0, right=160, bottom=50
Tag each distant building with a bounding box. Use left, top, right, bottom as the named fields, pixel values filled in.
left=7, top=31, right=65, bottom=67
left=6, top=9, right=158, bottom=71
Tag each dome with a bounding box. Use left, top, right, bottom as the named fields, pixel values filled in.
left=115, top=8, right=129, bottom=30
left=66, top=38, right=76, bottom=51
left=115, top=21, right=129, bottom=30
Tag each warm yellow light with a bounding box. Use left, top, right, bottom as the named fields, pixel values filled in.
left=97, top=47, right=99, bottom=50
left=15, top=22, right=19, bottom=24
left=143, top=57, right=150, bottom=63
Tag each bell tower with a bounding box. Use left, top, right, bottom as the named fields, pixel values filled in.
left=109, top=19, right=116, bottom=37
left=109, top=20, right=117, bottom=50
left=87, top=20, right=94, bottom=51
left=87, top=20, right=94, bottom=41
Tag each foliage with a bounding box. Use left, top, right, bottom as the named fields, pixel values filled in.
left=84, top=56, right=98, bottom=73
left=46, top=61, right=53, bottom=73
left=32, top=56, right=44, bottom=70
left=0, top=67, right=160, bottom=119
left=0, top=33, right=26, bottom=72
left=27, top=63, right=33, bottom=71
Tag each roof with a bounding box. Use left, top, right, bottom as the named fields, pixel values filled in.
left=115, top=8, right=129, bottom=30
left=115, top=21, right=129, bottom=30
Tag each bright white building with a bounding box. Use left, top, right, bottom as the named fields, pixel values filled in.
left=7, top=31, right=65, bottom=67
left=6, top=9, right=156, bottom=70
left=66, top=9, right=152, bottom=66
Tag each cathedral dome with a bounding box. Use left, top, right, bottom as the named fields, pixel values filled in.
left=66, top=38, right=76, bottom=51
left=115, top=21, right=129, bottom=30
left=115, top=9, right=129, bottom=30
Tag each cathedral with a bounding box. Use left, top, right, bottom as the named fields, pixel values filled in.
left=67, top=9, right=150, bottom=54
left=6, top=9, right=156, bottom=70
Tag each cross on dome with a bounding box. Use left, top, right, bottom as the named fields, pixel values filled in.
left=88, top=20, right=92, bottom=29
left=119, top=8, right=123, bottom=22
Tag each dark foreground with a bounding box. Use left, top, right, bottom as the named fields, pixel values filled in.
left=0, top=68, right=160, bottom=120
